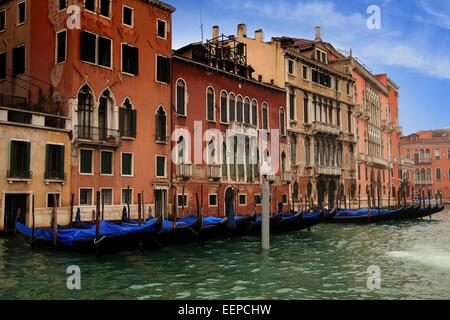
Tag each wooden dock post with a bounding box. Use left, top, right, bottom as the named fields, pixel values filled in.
left=31, top=195, right=35, bottom=245
left=95, top=191, right=101, bottom=242
left=101, top=192, right=105, bottom=221
left=52, top=194, right=58, bottom=249
left=69, top=193, right=74, bottom=227
left=127, top=186, right=131, bottom=222
left=138, top=193, right=142, bottom=226
left=141, top=190, right=145, bottom=222
left=368, top=188, right=371, bottom=224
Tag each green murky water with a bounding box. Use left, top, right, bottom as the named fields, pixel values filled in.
left=0, top=210, right=449, bottom=300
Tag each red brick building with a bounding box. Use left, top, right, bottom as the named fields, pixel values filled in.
left=400, top=129, right=450, bottom=203
left=171, top=33, right=290, bottom=217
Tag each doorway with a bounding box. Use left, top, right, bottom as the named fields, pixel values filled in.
left=4, top=194, right=28, bottom=233
left=224, top=187, right=235, bottom=218
left=154, top=189, right=167, bottom=220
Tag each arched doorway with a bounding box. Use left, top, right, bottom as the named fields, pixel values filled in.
left=328, top=180, right=337, bottom=208
left=317, top=180, right=326, bottom=208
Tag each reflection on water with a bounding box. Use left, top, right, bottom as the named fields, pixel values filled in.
left=0, top=210, right=449, bottom=300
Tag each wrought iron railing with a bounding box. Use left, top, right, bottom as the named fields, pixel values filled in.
left=44, top=171, right=66, bottom=181
left=7, top=170, right=33, bottom=180
left=75, top=126, right=120, bottom=141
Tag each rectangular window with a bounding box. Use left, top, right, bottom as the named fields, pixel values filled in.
left=282, top=194, right=288, bottom=204
left=0, top=52, right=6, bottom=80
left=347, top=110, right=352, bottom=133
left=12, top=45, right=25, bottom=76
left=80, top=149, right=93, bottom=174
left=177, top=194, right=187, bottom=207
left=9, top=140, right=31, bottom=179
left=239, top=194, right=247, bottom=206
left=157, top=19, right=167, bottom=39
left=288, top=60, right=295, bottom=75
left=98, top=36, right=111, bottom=68
left=436, top=169, right=442, bottom=181
left=254, top=194, right=261, bottom=205
left=335, top=79, right=339, bottom=91
left=156, top=55, right=170, bottom=83
left=435, top=149, right=441, bottom=160
left=0, top=10, right=6, bottom=32
left=80, top=31, right=96, bottom=64
left=80, top=188, right=93, bottom=206
left=56, top=30, right=67, bottom=63
left=101, top=189, right=113, bottom=205
left=101, top=151, right=113, bottom=175
left=58, top=0, right=67, bottom=11
left=303, top=97, right=309, bottom=123
left=121, top=153, right=133, bottom=176
left=289, top=90, right=295, bottom=121
left=156, top=156, right=166, bottom=178
left=347, top=82, right=352, bottom=95
left=99, top=0, right=111, bottom=18
left=123, top=6, right=133, bottom=26
left=45, top=144, right=65, bottom=180
left=208, top=194, right=218, bottom=207
left=17, top=2, right=26, bottom=25
left=122, top=43, right=139, bottom=75
left=85, top=0, right=95, bottom=12
left=47, top=193, right=61, bottom=208
left=302, top=66, right=308, bottom=80
left=121, top=188, right=133, bottom=205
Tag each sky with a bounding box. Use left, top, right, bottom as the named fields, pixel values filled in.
left=166, top=0, right=450, bottom=135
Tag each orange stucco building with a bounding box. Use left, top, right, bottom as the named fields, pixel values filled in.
left=400, top=129, right=450, bottom=203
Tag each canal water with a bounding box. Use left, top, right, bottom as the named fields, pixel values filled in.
left=1, top=209, right=449, bottom=300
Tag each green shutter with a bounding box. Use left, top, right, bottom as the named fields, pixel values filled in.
left=130, top=110, right=137, bottom=137
left=59, top=145, right=65, bottom=178
left=119, top=108, right=125, bottom=136
left=9, top=141, right=14, bottom=172
left=25, top=142, right=31, bottom=174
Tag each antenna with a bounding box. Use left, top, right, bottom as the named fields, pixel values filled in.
left=199, top=0, right=204, bottom=43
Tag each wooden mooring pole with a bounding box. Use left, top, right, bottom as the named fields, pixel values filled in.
left=262, top=176, right=270, bottom=250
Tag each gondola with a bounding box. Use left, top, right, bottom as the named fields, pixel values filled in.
left=228, top=210, right=258, bottom=237
left=248, top=214, right=283, bottom=236
left=142, top=215, right=203, bottom=248
left=297, top=208, right=336, bottom=230
left=15, top=216, right=163, bottom=255
left=197, top=216, right=229, bottom=241
left=272, top=210, right=304, bottom=234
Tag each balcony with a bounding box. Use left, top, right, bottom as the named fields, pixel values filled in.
left=415, top=180, right=433, bottom=185
left=312, top=122, right=340, bottom=136
left=176, top=163, right=192, bottom=180
left=7, top=170, right=33, bottom=182
left=207, top=164, right=222, bottom=180
left=281, top=171, right=293, bottom=183
left=44, top=171, right=66, bottom=182
left=314, top=166, right=342, bottom=176
left=358, top=154, right=389, bottom=168
left=75, top=126, right=121, bottom=145
left=228, top=121, right=258, bottom=136
left=401, top=158, right=415, bottom=167
left=415, top=158, right=432, bottom=165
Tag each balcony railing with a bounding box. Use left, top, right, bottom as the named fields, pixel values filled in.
left=7, top=170, right=33, bottom=180
left=414, top=158, right=432, bottom=165
left=314, top=166, right=342, bottom=176
left=415, top=180, right=433, bottom=185
left=401, top=158, right=415, bottom=167
left=0, top=93, right=28, bottom=109
left=176, top=163, right=192, bottom=179
left=44, top=171, right=66, bottom=181
left=281, top=171, right=292, bottom=183
left=312, top=122, right=340, bottom=136
left=207, top=164, right=222, bottom=180
left=75, top=126, right=120, bottom=142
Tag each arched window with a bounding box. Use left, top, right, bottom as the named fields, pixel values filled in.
left=415, top=169, right=420, bottom=181
left=236, top=96, right=243, bottom=123
left=244, top=97, right=250, bottom=125
left=98, top=89, right=114, bottom=140
left=119, top=98, right=136, bottom=138
left=426, top=169, right=432, bottom=181
left=289, top=87, right=295, bottom=121
left=176, top=79, right=186, bottom=116
left=262, top=103, right=268, bottom=130
left=414, top=149, right=419, bottom=162
left=436, top=168, right=442, bottom=181
left=206, top=87, right=215, bottom=121
left=290, top=134, right=297, bottom=165
left=279, top=108, right=286, bottom=136
left=229, top=93, right=236, bottom=122
left=405, top=149, right=410, bottom=159
left=425, top=149, right=431, bottom=162
left=420, top=168, right=426, bottom=181
left=420, top=149, right=425, bottom=162
left=251, top=100, right=258, bottom=126
left=155, top=106, right=166, bottom=142
left=281, top=151, right=287, bottom=172
left=207, top=139, right=216, bottom=165
left=305, top=137, right=311, bottom=166
left=77, top=85, right=94, bottom=139
left=177, top=136, right=186, bottom=164
left=220, top=91, right=228, bottom=123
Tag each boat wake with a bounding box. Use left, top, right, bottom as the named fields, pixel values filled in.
left=387, top=248, right=450, bottom=269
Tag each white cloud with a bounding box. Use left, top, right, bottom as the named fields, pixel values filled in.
left=417, top=0, right=450, bottom=29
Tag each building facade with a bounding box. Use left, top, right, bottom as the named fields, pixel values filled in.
left=171, top=30, right=290, bottom=217
left=400, top=129, right=450, bottom=203
left=0, top=0, right=175, bottom=227
left=236, top=25, right=357, bottom=208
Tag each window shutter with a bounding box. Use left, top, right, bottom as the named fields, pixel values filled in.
left=130, top=109, right=137, bottom=137
left=119, top=108, right=125, bottom=135
left=25, top=142, right=31, bottom=174
left=132, top=47, right=139, bottom=75
left=59, top=145, right=65, bottom=176
left=9, top=142, right=14, bottom=171
left=45, top=145, right=50, bottom=175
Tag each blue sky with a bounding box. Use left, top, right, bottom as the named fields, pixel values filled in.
left=166, top=0, right=450, bottom=135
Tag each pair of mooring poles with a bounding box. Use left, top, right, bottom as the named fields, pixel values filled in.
left=261, top=174, right=270, bottom=250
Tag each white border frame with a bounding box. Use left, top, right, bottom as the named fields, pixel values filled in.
left=156, top=18, right=168, bottom=40
left=84, top=0, right=97, bottom=14
left=121, top=152, right=134, bottom=177
left=208, top=193, right=218, bottom=207
left=219, top=90, right=228, bottom=124
left=287, top=59, right=295, bottom=76
left=122, top=5, right=134, bottom=27
left=99, top=0, right=112, bottom=19
left=46, top=192, right=62, bottom=208
left=0, top=9, right=6, bottom=33
left=79, top=148, right=94, bottom=175
left=79, top=187, right=94, bottom=206
left=16, top=1, right=26, bottom=26
left=238, top=193, right=247, bottom=206
left=155, top=155, right=167, bottom=178
left=155, top=53, right=170, bottom=84
left=177, top=193, right=188, bottom=208
left=121, top=188, right=134, bottom=205
left=175, top=78, right=187, bottom=116
left=0, top=51, right=6, bottom=80
left=206, top=86, right=216, bottom=122
left=100, top=187, right=114, bottom=206
left=100, top=150, right=114, bottom=176
left=55, top=29, right=67, bottom=64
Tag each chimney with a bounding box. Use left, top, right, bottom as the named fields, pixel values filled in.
left=255, top=29, right=264, bottom=42
left=315, top=26, right=321, bottom=42
left=213, top=25, right=219, bottom=40
left=237, top=23, right=247, bottom=38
